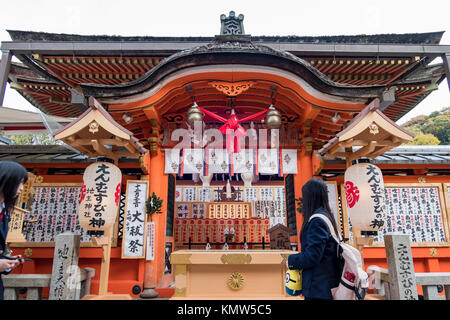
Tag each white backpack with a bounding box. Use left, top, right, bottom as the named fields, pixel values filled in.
left=310, top=214, right=369, bottom=300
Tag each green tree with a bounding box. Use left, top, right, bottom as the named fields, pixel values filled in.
left=405, top=133, right=440, bottom=145
left=421, top=114, right=450, bottom=145
left=402, top=106, right=449, bottom=145
left=402, top=114, right=427, bottom=128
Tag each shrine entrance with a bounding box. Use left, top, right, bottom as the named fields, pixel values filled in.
left=78, top=37, right=378, bottom=295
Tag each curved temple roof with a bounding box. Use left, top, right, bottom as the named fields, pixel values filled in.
left=2, top=28, right=447, bottom=144
left=78, top=37, right=386, bottom=102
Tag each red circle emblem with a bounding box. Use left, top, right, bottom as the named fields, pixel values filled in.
left=345, top=181, right=360, bottom=208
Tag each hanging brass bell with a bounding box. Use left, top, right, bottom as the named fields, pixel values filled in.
left=186, top=103, right=203, bottom=126
left=265, top=106, right=281, bottom=129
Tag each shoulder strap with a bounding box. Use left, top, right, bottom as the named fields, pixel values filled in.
left=310, top=213, right=341, bottom=292
left=309, top=213, right=342, bottom=243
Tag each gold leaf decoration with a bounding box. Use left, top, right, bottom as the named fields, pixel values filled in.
left=221, top=254, right=252, bottom=264
left=209, top=81, right=255, bottom=96
left=429, top=248, right=438, bottom=257
left=227, top=272, right=245, bottom=290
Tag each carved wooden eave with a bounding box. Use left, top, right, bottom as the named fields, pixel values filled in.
left=78, top=39, right=385, bottom=101
left=318, top=98, right=414, bottom=165
left=53, top=96, right=147, bottom=163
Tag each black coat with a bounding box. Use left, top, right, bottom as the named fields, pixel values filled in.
left=0, top=209, right=11, bottom=300
left=287, top=208, right=340, bottom=300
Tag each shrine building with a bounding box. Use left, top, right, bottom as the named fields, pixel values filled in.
left=0, top=12, right=450, bottom=299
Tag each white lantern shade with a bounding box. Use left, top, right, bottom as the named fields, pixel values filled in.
left=344, top=162, right=385, bottom=232
left=79, top=162, right=122, bottom=236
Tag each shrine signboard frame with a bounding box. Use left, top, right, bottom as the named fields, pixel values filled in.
left=325, top=181, right=344, bottom=238
left=121, top=180, right=149, bottom=259
left=340, top=183, right=450, bottom=247
left=444, top=183, right=450, bottom=228
left=8, top=182, right=119, bottom=248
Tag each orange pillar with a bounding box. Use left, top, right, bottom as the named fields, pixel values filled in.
left=141, top=149, right=168, bottom=297
left=293, top=146, right=313, bottom=248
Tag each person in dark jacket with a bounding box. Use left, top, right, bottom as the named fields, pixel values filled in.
left=0, top=161, right=28, bottom=300
left=288, top=178, right=341, bottom=300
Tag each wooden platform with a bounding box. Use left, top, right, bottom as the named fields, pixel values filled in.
left=170, top=249, right=301, bottom=300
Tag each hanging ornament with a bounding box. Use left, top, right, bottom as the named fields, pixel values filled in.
left=186, top=102, right=204, bottom=127
left=264, top=105, right=282, bottom=129
left=198, top=106, right=270, bottom=153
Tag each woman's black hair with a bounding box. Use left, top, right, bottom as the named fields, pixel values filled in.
left=0, top=161, right=29, bottom=212
left=300, top=178, right=339, bottom=236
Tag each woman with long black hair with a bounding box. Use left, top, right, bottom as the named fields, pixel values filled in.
left=0, top=161, right=29, bottom=299
left=287, top=178, right=341, bottom=300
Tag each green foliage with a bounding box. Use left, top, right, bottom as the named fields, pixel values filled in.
left=405, top=133, right=440, bottom=145
left=402, top=106, right=449, bottom=145
left=421, top=114, right=450, bottom=145
left=146, top=192, right=163, bottom=221
left=295, top=197, right=303, bottom=214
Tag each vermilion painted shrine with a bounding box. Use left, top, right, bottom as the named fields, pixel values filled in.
left=0, top=11, right=450, bottom=299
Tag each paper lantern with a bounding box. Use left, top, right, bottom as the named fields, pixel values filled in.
left=344, top=162, right=385, bottom=232
left=79, top=162, right=122, bottom=237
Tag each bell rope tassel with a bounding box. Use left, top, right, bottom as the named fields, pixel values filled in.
left=198, top=107, right=269, bottom=153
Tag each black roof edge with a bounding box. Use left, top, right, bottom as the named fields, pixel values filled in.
left=6, top=29, right=445, bottom=45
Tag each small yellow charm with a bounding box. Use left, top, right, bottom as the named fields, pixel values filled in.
left=227, top=272, right=244, bottom=290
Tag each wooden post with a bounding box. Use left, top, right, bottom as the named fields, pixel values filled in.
left=443, top=53, right=450, bottom=92
left=0, top=49, right=12, bottom=106
left=294, top=147, right=313, bottom=249
left=83, top=227, right=131, bottom=300
left=141, top=148, right=169, bottom=298
left=98, top=227, right=112, bottom=296
left=352, top=227, right=373, bottom=269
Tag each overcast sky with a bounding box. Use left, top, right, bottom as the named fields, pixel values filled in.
left=1, top=0, right=449, bottom=124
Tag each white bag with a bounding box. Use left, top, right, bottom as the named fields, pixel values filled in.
left=310, top=214, right=369, bottom=300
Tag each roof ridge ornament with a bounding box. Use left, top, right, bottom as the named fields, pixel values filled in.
left=216, top=11, right=251, bottom=43
left=220, top=11, right=245, bottom=35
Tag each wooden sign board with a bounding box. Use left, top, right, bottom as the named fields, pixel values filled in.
left=444, top=183, right=450, bottom=227
left=122, top=180, right=149, bottom=259
left=146, top=222, right=155, bottom=261
left=175, top=202, right=208, bottom=219
left=174, top=218, right=270, bottom=246
left=175, top=185, right=284, bottom=203
left=340, top=183, right=450, bottom=247
left=9, top=183, right=118, bottom=248
left=325, top=181, right=345, bottom=239
left=252, top=200, right=285, bottom=228
left=175, top=184, right=287, bottom=222
left=173, top=185, right=289, bottom=246
left=207, top=202, right=251, bottom=219
left=6, top=206, right=27, bottom=243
